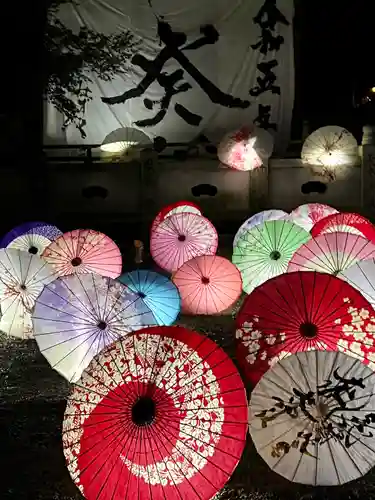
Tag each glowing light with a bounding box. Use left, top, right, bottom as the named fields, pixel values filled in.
left=371, top=87, right=375, bottom=93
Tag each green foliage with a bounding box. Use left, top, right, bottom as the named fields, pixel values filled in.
left=44, top=0, right=138, bottom=137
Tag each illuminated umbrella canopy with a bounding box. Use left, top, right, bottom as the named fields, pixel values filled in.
left=100, top=127, right=151, bottom=162
left=172, top=255, right=242, bottom=315
left=0, top=249, right=56, bottom=338
left=32, top=273, right=156, bottom=382
left=232, top=220, right=310, bottom=294
left=233, top=209, right=288, bottom=248
left=287, top=232, right=375, bottom=276
left=151, top=200, right=202, bottom=234
left=63, top=326, right=248, bottom=500
left=289, top=203, right=338, bottom=232
left=235, top=271, right=375, bottom=385
left=118, top=269, right=180, bottom=326
left=0, top=221, right=62, bottom=249
left=338, top=258, right=375, bottom=310
left=150, top=212, right=218, bottom=273
left=42, top=229, right=122, bottom=278
left=311, top=212, right=375, bottom=242
left=218, top=125, right=274, bottom=171
left=250, top=350, right=375, bottom=485
left=301, top=126, right=359, bottom=169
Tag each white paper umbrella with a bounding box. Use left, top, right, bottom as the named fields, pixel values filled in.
left=302, top=126, right=359, bottom=169
left=0, top=249, right=56, bottom=338
left=7, top=233, right=53, bottom=256
left=32, top=273, right=158, bottom=382
left=250, top=350, right=375, bottom=486
left=289, top=203, right=339, bottom=232
left=338, top=258, right=375, bottom=309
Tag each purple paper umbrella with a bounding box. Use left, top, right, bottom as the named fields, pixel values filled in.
left=32, top=272, right=159, bottom=382
left=0, top=221, right=62, bottom=248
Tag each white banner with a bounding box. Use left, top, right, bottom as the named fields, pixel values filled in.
left=44, top=0, right=294, bottom=153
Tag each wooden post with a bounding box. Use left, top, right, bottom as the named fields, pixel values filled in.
left=360, top=125, right=375, bottom=217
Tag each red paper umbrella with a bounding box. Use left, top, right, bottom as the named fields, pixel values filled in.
left=150, top=212, right=218, bottom=273
left=63, top=326, right=248, bottom=500
left=235, top=271, right=375, bottom=385
left=42, top=229, right=122, bottom=278
left=311, top=212, right=375, bottom=242
left=151, top=201, right=202, bottom=234
left=172, top=255, right=242, bottom=314
left=287, top=232, right=375, bottom=275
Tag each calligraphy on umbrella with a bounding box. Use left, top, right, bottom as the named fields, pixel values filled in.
left=250, top=350, right=375, bottom=485
left=101, top=19, right=250, bottom=128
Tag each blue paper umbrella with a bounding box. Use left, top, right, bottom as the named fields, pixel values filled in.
left=119, top=270, right=181, bottom=326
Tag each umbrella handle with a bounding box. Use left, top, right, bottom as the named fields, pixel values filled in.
left=134, top=240, right=144, bottom=264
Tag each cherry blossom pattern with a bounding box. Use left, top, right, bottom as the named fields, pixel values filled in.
left=63, top=326, right=247, bottom=500
left=335, top=298, right=375, bottom=369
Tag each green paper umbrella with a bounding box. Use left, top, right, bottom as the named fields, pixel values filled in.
left=232, top=220, right=311, bottom=294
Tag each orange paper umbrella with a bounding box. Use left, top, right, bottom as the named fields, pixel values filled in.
left=173, top=255, right=242, bottom=314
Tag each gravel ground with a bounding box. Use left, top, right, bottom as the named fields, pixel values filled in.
left=1, top=317, right=375, bottom=499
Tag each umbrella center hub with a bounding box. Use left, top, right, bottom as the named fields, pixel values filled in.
left=201, top=276, right=210, bottom=285
left=299, top=322, right=318, bottom=339
left=270, top=250, right=281, bottom=261
left=19, top=284, right=27, bottom=291
left=71, top=257, right=82, bottom=267
left=178, top=234, right=186, bottom=242
left=138, top=291, right=146, bottom=299
left=316, top=399, right=329, bottom=418
left=97, top=321, right=107, bottom=330
left=132, top=397, right=156, bottom=426
left=28, top=246, right=38, bottom=255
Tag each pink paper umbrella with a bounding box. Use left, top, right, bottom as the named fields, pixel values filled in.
left=150, top=212, right=218, bottom=273
left=42, top=229, right=122, bottom=278
left=287, top=232, right=375, bottom=276
left=173, top=255, right=242, bottom=314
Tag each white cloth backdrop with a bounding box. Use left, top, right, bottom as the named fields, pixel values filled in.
left=44, top=0, right=295, bottom=153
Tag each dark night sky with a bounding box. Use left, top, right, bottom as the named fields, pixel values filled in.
left=294, top=0, right=372, bottom=139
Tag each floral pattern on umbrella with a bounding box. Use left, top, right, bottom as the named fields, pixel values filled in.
left=289, top=203, right=338, bottom=232
left=235, top=271, right=375, bottom=385
left=63, top=326, right=248, bottom=500
left=42, top=229, right=122, bottom=279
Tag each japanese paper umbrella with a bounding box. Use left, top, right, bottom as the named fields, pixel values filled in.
left=235, top=271, right=375, bottom=385
left=250, top=350, right=375, bottom=485
left=289, top=203, right=338, bottom=232
left=62, top=326, right=248, bottom=500
left=233, top=209, right=288, bottom=248
left=287, top=232, right=375, bottom=276
left=232, top=220, right=310, bottom=295
left=151, top=201, right=202, bottom=234
left=0, top=249, right=56, bottom=338
left=172, top=255, right=242, bottom=315
left=338, top=258, right=375, bottom=308
left=118, top=269, right=181, bottom=326
left=42, top=229, right=122, bottom=279
left=0, top=221, right=62, bottom=248
left=311, top=212, right=375, bottom=242
left=150, top=212, right=218, bottom=273
left=32, top=273, right=157, bottom=382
